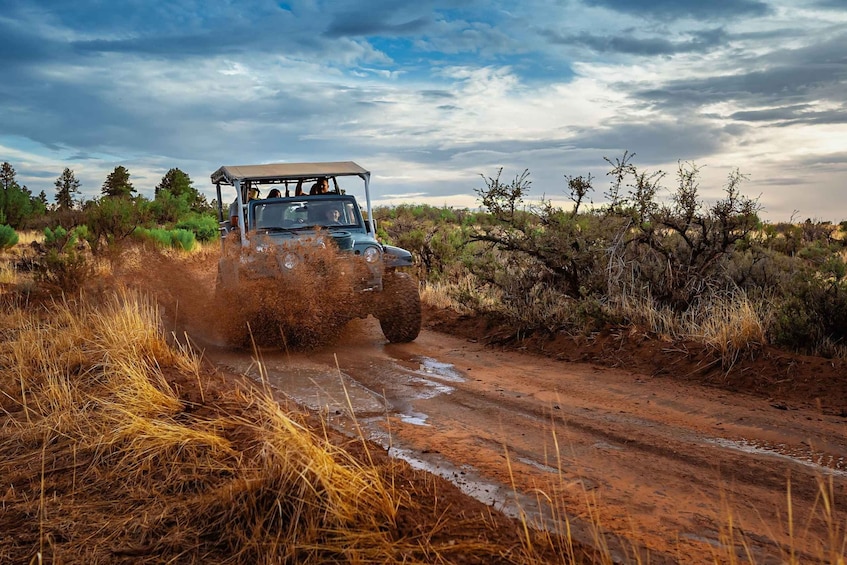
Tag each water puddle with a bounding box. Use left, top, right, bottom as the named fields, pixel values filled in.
left=709, top=437, right=847, bottom=477
left=415, top=356, right=465, bottom=382
left=364, top=357, right=465, bottom=424
left=389, top=445, right=514, bottom=508
left=399, top=411, right=430, bottom=426
left=261, top=365, right=386, bottom=415
left=518, top=457, right=561, bottom=474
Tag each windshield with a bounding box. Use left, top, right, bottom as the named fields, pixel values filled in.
left=250, top=198, right=362, bottom=231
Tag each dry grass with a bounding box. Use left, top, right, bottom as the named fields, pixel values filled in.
left=0, top=260, right=17, bottom=284
left=425, top=274, right=769, bottom=369
left=0, top=288, right=404, bottom=563
left=421, top=277, right=477, bottom=314
left=683, top=294, right=767, bottom=369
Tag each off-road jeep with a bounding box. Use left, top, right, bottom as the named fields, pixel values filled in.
left=212, top=161, right=421, bottom=345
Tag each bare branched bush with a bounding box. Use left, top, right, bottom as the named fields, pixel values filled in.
left=471, top=168, right=618, bottom=302
left=464, top=153, right=776, bottom=360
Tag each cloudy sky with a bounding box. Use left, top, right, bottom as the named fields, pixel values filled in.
left=1, top=0, right=845, bottom=220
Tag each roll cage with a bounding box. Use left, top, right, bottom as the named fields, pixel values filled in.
left=212, top=161, right=375, bottom=245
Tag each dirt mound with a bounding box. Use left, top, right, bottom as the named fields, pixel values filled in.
left=423, top=306, right=847, bottom=417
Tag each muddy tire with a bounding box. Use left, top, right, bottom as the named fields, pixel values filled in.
left=378, top=272, right=421, bottom=343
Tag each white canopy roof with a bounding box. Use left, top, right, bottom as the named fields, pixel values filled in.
left=211, top=161, right=370, bottom=185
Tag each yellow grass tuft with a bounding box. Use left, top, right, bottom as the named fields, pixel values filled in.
left=0, top=260, right=17, bottom=284
left=684, top=294, right=766, bottom=370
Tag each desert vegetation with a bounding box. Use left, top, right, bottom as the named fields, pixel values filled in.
left=378, top=153, right=847, bottom=364
left=3, top=154, right=845, bottom=362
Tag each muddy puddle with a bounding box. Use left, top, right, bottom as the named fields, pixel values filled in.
left=707, top=437, right=847, bottom=477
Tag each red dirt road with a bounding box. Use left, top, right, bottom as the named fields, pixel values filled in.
left=203, top=317, right=847, bottom=564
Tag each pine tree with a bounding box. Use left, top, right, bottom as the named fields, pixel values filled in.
left=0, top=162, right=33, bottom=228
left=155, top=168, right=200, bottom=203
left=101, top=165, right=135, bottom=198
left=0, top=162, right=15, bottom=214
left=0, top=162, right=15, bottom=192
left=55, top=167, right=81, bottom=210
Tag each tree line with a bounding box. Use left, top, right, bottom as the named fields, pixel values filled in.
left=0, top=161, right=215, bottom=231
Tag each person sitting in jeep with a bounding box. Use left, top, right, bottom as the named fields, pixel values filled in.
left=310, top=177, right=330, bottom=195
left=323, top=206, right=342, bottom=224
left=229, top=186, right=259, bottom=228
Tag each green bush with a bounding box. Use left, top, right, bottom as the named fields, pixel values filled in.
left=83, top=196, right=152, bottom=254
left=171, top=228, right=196, bottom=251
left=135, top=227, right=173, bottom=248
left=35, top=225, right=92, bottom=292
left=770, top=275, right=847, bottom=357
left=134, top=227, right=195, bottom=251
left=0, top=225, right=18, bottom=249
left=175, top=213, right=218, bottom=242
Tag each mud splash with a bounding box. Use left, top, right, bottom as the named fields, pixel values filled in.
left=117, top=236, right=367, bottom=350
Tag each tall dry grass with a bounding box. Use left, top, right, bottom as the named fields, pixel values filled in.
left=608, top=289, right=768, bottom=368
left=0, top=289, right=403, bottom=563
left=423, top=273, right=769, bottom=369
left=0, top=260, right=16, bottom=284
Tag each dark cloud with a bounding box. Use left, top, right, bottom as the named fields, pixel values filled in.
left=544, top=28, right=727, bottom=56
left=811, top=0, right=847, bottom=9
left=570, top=120, right=730, bottom=165
left=0, top=19, right=64, bottom=66
left=419, top=89, right=455, bottom=99
left=319, top=0, right=455, bottom=38
left=634, top=32, right=847, bottom=121
left=72, top=33, right=241, bottom=57
left=640, top=65, right=840, bottom=108
left=581, top=0, right=771, bottom=20
left=0, top=0, right=330, bottom=63
left=728, top=105, right=814, bottom=122
left=795, top=152, right=847, bottom=167
left=730, top=104, right=847, bottom=126
left=326, top=15, right=432, bottom=37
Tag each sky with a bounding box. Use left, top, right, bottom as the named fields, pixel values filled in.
left=1, top=0, right=845, bottom=221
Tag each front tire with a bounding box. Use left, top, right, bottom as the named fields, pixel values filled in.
left=378, top=272, right=421, bottom=343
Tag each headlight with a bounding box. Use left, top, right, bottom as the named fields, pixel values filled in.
left=363, top=246, right=380, bottom=264
left=254, top=243, right=269, bottom=253
left=282, top=252, right=299, bottom=269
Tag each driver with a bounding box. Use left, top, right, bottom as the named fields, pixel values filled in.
left=323, top=206, right=342, bottom=224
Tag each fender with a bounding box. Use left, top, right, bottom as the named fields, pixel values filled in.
left=382, top=244, right=414, bottom=268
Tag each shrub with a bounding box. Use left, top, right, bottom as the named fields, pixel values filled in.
left=134, top=227, right=172, bottom=248
left=83, top=196, right=152, bottom=254
left=770, top=274, right=847, bottom=357
left=171, top=228, right=196, bottom=251
left=0, top=225, right=18, bottom=249
left=175, top=213, right=218, bottom=242
left=34, top=225, right=92, bottom=292
left=134, top=227, right=195, bottom=252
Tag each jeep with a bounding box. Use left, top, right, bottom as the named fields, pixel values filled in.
left=212, top=161, right=421, bottom=345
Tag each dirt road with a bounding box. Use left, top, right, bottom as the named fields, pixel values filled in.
left=204, top=317, right=847, bottom=564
